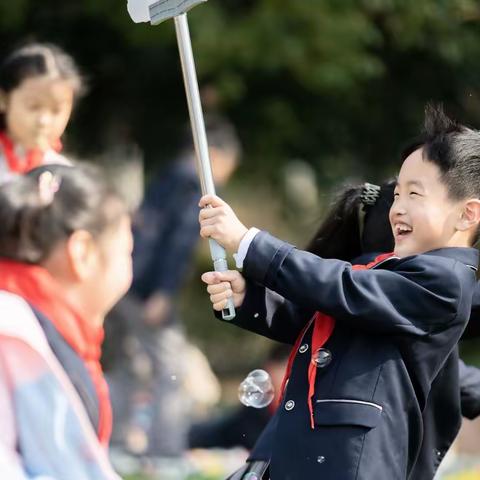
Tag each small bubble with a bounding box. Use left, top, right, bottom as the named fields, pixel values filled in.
left=317, top=456, right=326, bottom=463
left=238, top=369, right=275, bottom=408
left=171, top=375, right=177, bottom=381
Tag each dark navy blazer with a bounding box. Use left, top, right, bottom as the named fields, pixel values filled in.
left=221, top=231, right=479, bottom=480
left=464, top=286, right=480, bottom=338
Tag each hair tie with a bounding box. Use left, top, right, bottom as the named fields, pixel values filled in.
left=358, top=182, right=381, bottom=241
left=361, top=183, right=381, bottom=207
left=38, top=171, right=61, bottom=206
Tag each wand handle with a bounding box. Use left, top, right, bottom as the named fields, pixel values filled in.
left=174, top=13, right=236, bottom=321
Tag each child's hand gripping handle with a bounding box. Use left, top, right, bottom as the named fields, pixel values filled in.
left=209, top=238, right=236, bottom=320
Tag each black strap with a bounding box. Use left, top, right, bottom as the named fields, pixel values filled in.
left=32, top=307, right=100, bottom=431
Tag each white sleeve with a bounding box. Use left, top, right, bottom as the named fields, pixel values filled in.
left=233, top=227, right=260, bottom=269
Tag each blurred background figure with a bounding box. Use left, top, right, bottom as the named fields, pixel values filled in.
left=0, top=43, right=84, bottom=181
left=105, top=114, right=241, bottom=459
left=0, top=164, right=132, bottom=479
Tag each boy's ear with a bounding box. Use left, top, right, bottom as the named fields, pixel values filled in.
left=457, top=199, right=480, bottom=234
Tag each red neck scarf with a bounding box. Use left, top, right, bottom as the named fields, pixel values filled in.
left=280, top=252, right=396, bottom=428
left=0, top=132, right=62, bottom=174
left=0, top=259, right=112, bottom=445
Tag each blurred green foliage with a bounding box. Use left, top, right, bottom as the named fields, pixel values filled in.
left=2, top=0, right=480, bottom=183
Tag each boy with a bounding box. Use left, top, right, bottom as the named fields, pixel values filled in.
left=198, top=105, right=480, bottom=479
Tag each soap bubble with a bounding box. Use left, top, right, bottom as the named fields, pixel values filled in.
left=238, top=369, right=274, bottom=408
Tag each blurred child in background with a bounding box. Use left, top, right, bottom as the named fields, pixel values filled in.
left=105, top=116, right=240, bottom=459
left=0, top=43, right=84, bottom=182
left=0, top=164, right=132, bottom=479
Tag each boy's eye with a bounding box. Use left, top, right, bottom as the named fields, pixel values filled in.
left=409, top=191, right=420, bottom=196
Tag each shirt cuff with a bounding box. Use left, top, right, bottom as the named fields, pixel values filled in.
left=233, top=227, right=260, bottom=269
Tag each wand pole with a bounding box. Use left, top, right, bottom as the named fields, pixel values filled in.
left=174, top=13, right=236, bottom=320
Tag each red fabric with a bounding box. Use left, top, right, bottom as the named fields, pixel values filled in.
left=0, top=132, right=63, bottom=174
left=307, top=313, right=335, bottom=428
left=280, top=252, right=396, bottom=429
left=279, top=317, right=314, bottom=406
left=0, top=259, right=112, bottom=445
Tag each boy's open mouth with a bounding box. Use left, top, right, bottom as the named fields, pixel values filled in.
left=394, top=223, right=413, bottom=238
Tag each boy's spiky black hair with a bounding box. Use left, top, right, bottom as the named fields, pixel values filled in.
left=402, top=103, right=480, bottom=201
left=401, top=103, right=480, bottom=245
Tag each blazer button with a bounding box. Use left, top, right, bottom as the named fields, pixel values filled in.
left=299, top=343, right=309, bottom=354
left=285, top=400, right=295, bottom=411
left=312, top=348, right=332, bottom=368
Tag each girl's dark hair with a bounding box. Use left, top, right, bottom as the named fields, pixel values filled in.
left=0, top=164, right=127, bottom=264
left=305, top=180, right=395, bottom=261
left=362, top=180, right=396, bottom=254
left=305, top=185, right=364, bottom=261
left=0, top=43, right=84, bottom=129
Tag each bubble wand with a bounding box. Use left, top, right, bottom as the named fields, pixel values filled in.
left=127, top=0, right=235, bottom=320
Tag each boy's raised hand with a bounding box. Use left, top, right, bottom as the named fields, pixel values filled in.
left=201, top=270, right=247, bottom=311
left=199, top=195, right=249, bottom=252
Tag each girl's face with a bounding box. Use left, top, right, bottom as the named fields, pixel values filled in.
left=3, top=75, right=74, bottom=150
left=90, top=214, right=134, bottom=318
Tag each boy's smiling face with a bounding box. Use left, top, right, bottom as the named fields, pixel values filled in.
left=389, top=147, right=466, bottom=258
